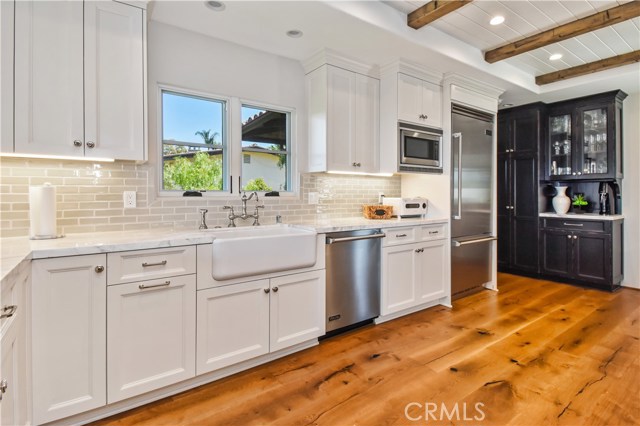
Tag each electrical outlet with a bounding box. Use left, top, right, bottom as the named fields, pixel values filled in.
left=123, top=191, right=136, bottom=208
left=308, top=192, right=319, bottom=205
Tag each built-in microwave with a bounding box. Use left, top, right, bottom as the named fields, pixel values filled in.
left=398, top=122, right=443, bottom=173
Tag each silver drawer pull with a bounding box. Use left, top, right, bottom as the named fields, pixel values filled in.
left=562, top=222, right=584, bottom=227
left=396, top=233, right=408, bottom=237
left=428, top=231, right=439, bottom=234
left=142, top=260, right=167, bottom=267
left=0, top=305, right=17, bottom=319
left=138, top=281, right=171, bottom=290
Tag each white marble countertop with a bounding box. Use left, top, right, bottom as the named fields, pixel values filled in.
left=0, top=217, right=448, bottom=282
left=539, top=212, right=624, bottom=221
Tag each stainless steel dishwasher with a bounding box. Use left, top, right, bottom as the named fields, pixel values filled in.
left=324, top=229, right=385, bottom=334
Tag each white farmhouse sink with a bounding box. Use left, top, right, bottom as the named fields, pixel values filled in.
left=210, top=225, right=317, bottom=280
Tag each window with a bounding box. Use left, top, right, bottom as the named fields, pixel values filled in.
left=160, top=89, right=294, bottom=195
left=161, top=90, right=226, bottom=191
left=241, top=105, right=290, bottom=192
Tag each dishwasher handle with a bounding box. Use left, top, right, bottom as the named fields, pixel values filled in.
left=326, top=233, right=386, bottom=244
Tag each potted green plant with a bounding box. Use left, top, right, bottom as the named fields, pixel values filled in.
left=572, top=193, right=588, bottom=213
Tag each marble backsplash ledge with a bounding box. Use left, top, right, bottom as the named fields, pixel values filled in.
left=0, top=157, right=400, bottom=237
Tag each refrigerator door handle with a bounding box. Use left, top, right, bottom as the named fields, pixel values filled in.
left=452, top=236, right=496, bottom=247
left=452, top=132, right=462, bottom=220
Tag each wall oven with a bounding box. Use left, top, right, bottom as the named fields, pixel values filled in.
left=398, top=122, right=443, bottom=173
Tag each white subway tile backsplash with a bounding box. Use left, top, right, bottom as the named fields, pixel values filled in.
left=0, top=157, right=400, bottom=237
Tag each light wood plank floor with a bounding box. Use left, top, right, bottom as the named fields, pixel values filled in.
left=94, top=274, right=640, bottom=426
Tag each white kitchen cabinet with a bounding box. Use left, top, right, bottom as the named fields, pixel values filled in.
left=31, top=254, right=107, bottom=425
left=397, top=73, right=442, bottom=129
left=196, top=279, right=270, bottom=375
left=381, top=243, right=418, bottom=315
left=196, top=270, right=325, bottom=374
left=0, top=0, right=14, bottom=153
left=107, top=275, right=196, bottom=403
left=1, top=313, right=20, bottom=426
left=12, top=0, right=145, bottom=160
left=381, top=225, right=447, bottom=316
left=0, top=262, right=28, bottom=426
left=270, top=270, right=325, bottom=352
left=308, top=64, right=379, bottom=173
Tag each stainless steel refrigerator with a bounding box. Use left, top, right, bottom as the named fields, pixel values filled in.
left=451, top=104, right=496, bottom=300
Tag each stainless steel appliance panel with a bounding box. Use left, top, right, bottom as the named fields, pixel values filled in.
left=451, top=237, right=494, bottom=300
left=325, top=229, right=383, bottom=333
left=451, top=106, right=494, bottom=239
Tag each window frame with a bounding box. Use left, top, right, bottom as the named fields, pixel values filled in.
left=239, top=101, right=293, bottom=194
left=156, top=84, right=299, bottom=198
left=157, top=84, right=231, bottom=196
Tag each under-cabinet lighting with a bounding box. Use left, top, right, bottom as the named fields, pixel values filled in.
left=326, top=171, right=394, bottom=177
left=0, top=152, right=115, bottom=162
left=490, top=15, right=505, bottom=26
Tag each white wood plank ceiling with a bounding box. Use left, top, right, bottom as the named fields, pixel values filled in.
left=384, top=0, right=640, bottom=76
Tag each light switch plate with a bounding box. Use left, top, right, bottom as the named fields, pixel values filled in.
left=123, top=191, right=136, bottom=208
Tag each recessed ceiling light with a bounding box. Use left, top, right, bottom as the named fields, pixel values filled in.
left=205, top=1, right=225, bottom=12
left=503, top=103, right=514, bottom=107
left=490, top=15, right=505, bottom=26
left=286, top=29, right=303, bottom=38
left=549, top=53, right=563, bottom=61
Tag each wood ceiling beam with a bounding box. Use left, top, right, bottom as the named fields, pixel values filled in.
left=536, top=50, right=640, bottom=85
left=408, top=0, right=473, bottom=30
left=485, top=1, right=640, bottom=63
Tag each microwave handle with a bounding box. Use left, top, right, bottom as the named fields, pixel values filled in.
left=452, top=132, right=462, bottom=220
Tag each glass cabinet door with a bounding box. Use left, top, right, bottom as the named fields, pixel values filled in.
left=580, top=108, right=608, bottom=176
left=548, top=114, right=572, bottom=177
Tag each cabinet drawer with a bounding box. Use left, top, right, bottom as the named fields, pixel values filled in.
left=542, top=219, right=606, bottom=233
left=419, top=223, right=447, bottom=241
left=383, top=227, right=417, bottom=246
left=107, top=246, right=196, bottom=285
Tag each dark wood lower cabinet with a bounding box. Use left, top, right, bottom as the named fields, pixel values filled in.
left=540, top=217, right=622, bottom=290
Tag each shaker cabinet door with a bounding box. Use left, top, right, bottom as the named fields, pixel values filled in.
left=107, top=275, right=196, bottom=403
left=31, top=254, right=107, bottom=425
left=14, top=0, right=84, bottom=156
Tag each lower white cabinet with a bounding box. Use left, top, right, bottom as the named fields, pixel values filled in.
left=381, top=226, right=447, bottom=316
left=31, top=254, right=107, bottom=425
left=1, top=309, right=25, bottom=426
left=197, top=270, right=325, bottom=375
left=196, top=280, right=270, bottom=374
left=270, top=270, right=326, bottom=352
left=107, top=275, right=196, bottom=403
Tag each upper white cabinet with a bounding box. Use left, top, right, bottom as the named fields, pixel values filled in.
left=397, top=73, right=442, bottom=129
left=12, top=0, right=145, bottom=160
left=31, top=254, right=107, bottom=425
left=379, top=62, right=443, bottom=174
left=307, top=64, right=380, bottom=173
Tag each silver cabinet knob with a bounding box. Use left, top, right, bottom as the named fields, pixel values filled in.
left=577, top=172, right=582, bottom=175
left=573, top=235, right=578, bottom=239
left=567, top=235, right=572, bottom=239
left=86, top=141, right=95, bottom=148
left=95, top=265, right=104, bottom=273
left=264, top=288, right=270, bottom=293
left=272, top=286, right=279, bottom=292
left=0, top=305, right=17, bottom=319
left=73, top=139, right=82, bottom=147
left=356, top=162, right=361, bottom=167
left=352, top=162, right=357, bottom=167
left=572, top=172, right=576, bottom=175
left=0, top=379, right=7, bottom=401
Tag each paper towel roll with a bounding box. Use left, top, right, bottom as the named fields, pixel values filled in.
left=29, top=183, right=58, bottom=239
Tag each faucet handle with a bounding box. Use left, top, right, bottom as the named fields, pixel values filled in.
left=222, top=205, right=233, bottom=210
left=199, top=208, right=208, bottom=213
left=256, top=204, right=265, bottom=209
